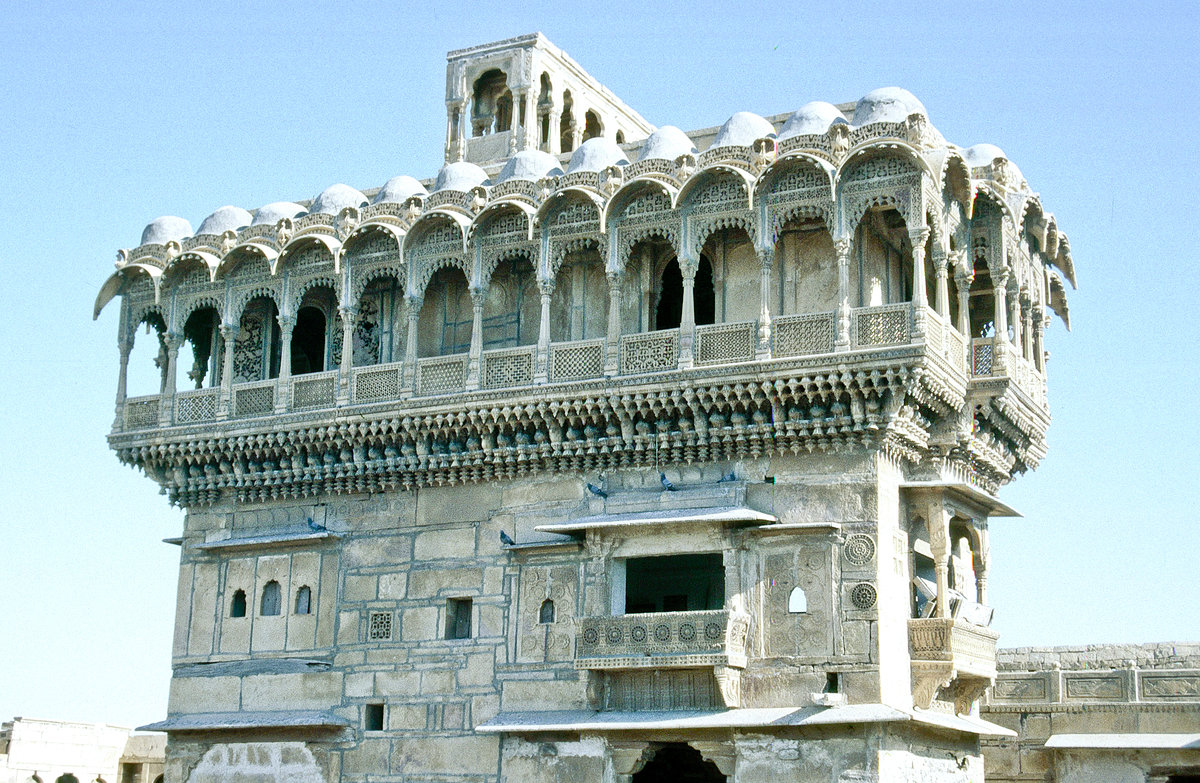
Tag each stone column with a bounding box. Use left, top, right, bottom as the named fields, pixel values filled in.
left=466, top=289, right=485, bottom=390
left=509, top=90, right=524, bottom=155
left=548, top=105, right=561, bottom=155
left=1032, top=305, right=1046, bottom=372
left=535, top=279, right=554, bottom=383
left=1008, top=279, right=1022, bottom=349
left=909, top=226, right=930, bottom=338
left=926, top=496, right=952, bottom=619
left=975, top=526, right=990, bottom=605
left=756, top=245, right=774, bottom=359
left=402, top=296, right=422, bottom=389
left=991, top=270, right=1009, bottom=372
left=954, top=266, right=972, bottom=336
left=337, top=306, right=357, bottom=405
left=274, top=314, right=295, bottom=413
left=678, top=259, right=697, bottom=369
left=159, top=332, right=182, bottom=425
left=835, top=237, right=853, bottom=350
left=932, top=246, right=950, bottom=318
left=605, top=271, right=623, bottom=375
left=217, top=324, right=238, bottom=419
left=1020, top=292, right=1033, bottom=362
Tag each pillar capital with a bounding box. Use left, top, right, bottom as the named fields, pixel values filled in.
left=834, top=236, right=854, bottom=261
left=276, top=313, right=296, bottom=333
left=908, top=225, right=931, bottom=246
left=337, top=305, right=359, bottom=323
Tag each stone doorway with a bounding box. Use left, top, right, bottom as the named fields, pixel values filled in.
left=632, top=744, right=726, bottom=783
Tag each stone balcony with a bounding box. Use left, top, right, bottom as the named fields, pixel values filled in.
left=574, top=610, right=750, bottom=670
left=910, top=617, right=1001, bottom=713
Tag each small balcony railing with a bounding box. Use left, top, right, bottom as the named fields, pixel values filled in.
left=909, top=617, right=999, bottom=679
left=574, top=609, right=749, bottom=670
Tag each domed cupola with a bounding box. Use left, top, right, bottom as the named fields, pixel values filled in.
left=494, top=150, right=564, bottom=183
left=139, top=216, right=193, bottom=246
left=309, top=184, right=369, bottom=215
left=566, top=137, right=629, bottom=173
left=778, top=102, right=848, bottom=139
left=710, top=111, right=776, bottom=149
left=195, top=206, right=253, bottom=236
left=252, top=202, right=306, bottom=226
left=635, top=126, right=698, bottom=162
left=851, top=87, right=927, bottom=126
left=432, top=161, right=489, bottom=193
left=372, top=175, right=428, bottom=204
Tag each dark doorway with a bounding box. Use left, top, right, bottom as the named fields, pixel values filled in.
left=633, top=744, right=725, bottom=783
left=654, top=257, right=714, bottom=331
left=292, top=306, right=327, bottom=374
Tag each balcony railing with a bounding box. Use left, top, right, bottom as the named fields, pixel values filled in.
left=909, top=617, right=999, bottom=679
left=574, top=609, right=750, bottom=670
left=115, top=303, right=1044, bottom=430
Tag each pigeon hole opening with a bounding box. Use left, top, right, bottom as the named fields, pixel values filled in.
left=623, top=553, right=724, bottom=614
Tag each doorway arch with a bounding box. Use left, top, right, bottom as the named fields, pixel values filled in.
left=632, top=744, right=726, bottom=783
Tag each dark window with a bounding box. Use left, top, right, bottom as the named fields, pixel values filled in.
left=539, top=599, right=555, bottom=624
left=446, top=597, right=473, bottom=639
left=625, top=553, right=724, bottom=613
left=291, top=306, right=326, bottom=374
left=260, top=580, right=282, bottom=616
left=632, top=744, right=725, bottom=783
left=295, top=585, right=312, bottom=615
left=120, top=765, right=141, bottom=783
left=56, top=775, right=80, bottom=783
left=230, top=589, right=247, bottom=618
left=364, top=702, right=385, bottom=731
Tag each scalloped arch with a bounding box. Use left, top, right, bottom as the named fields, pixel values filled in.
left=231, top=286, right=282, bottom=325
left=291, top=275, right=341, bottom=314
left=177, top=296, right=225, bottom=331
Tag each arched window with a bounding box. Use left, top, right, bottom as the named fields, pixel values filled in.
left=788, top=586, right=808, bottom=613
left=616, top=130, right=626, bottom=145
left=55, top=775, right=79, bottom=783
left=539, top=599, right=555, bottom=624
left=260, top=580, right=282, bottom=616
left=560, top=90, right=575, bottom=153
left=230, top=589, right=247, bottom=618
left=583, top=110, right=602, bottom=141
left=291, top=306, right=327, bottom=374
left=295, top=585, right=312, bottom=615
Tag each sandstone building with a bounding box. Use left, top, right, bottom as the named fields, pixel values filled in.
left=97, top=33, right=1088, bottom=783
left=0, top=717, right=164, bottom=783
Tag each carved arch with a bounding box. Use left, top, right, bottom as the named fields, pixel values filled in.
left=276, top=236, right=338, bottom=277
left=836, top=146, right=926, bottom=236
left=604, top=177, right=677, bottom=229
left=290, top=275, right=341, bottom=314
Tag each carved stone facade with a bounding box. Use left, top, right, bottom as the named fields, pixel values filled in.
left=98, top=35, right=1084, bottom=783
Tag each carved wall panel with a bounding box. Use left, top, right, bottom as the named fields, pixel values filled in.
left=516, top=564, right=578, bottom=663
left=759, top=546, right=833, bottom=658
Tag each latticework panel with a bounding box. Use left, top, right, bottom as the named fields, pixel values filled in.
left=481, top=346, right=534, bottom=390
left=925, top=313, right=944, bottom=356
left=234, top=382, right=275, bottom=417
left=417, top=355, right=467, bottom=395
left=854, top=305, right=910, bottom=347
left=971, top=340, right=994, bottom=375
left=695, top=321, right=755, bottom=366
left=176, top=389, right=218, bottom=424
left=620, top=329, right=679, bottom=374
left=292, top=372, right=337, bottom=410
left=773, top=312, right=836, bottom=356
left=944, top=328, right=966, bottom=372
left=549, top=339, right=604, bottom=382
left=353, top=363, right=403, bottom=404
left=123, top=396, right=159, bottom=429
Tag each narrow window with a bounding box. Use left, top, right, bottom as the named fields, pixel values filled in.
left=616, top=130, right=626, bottom=144
left=294, top=585, right=312, bottom=615
left=788, top=586, right=808, bottom=613
left=121, top=764, right=141, bottom=783
left=364, top=702, right=385, bottom=731
left=230, top=589, right=247, bottom=618
left=446, top=597, right=473, bottom=639
left=260, top=580, right=282, bottom=616
left=539, top=599, right=555, bottom=624
left=825, top=672, right=841, bottom=693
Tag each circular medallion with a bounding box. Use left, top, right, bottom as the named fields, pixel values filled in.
left=606, top=625, right=624, bottom=644
left=850, top=582, right=877, bottom=609
left=582, top=626, right=599, bottom=645
left=679, top=623, right=696, bottom=642
left=844, top=534, right=876, bottom=565
left=631, top=625, right=647, bottom=643
left=654, top=624, right=672, bottom=642
left=704, top=622, right=723, bottom=640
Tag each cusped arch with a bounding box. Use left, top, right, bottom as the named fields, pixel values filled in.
left=94, top=263, right=162, bottom=319
left=231, top=284, right=283, bottom=326
left=680, top=168, right=757, bottom=259
left=676, top=165, right=754, bottom=211
left=276, top=234, right=340, bottom=276
left=290, top=275, right=341, bottom=315
left=403, top=213, right=470, bottom=296
left=603, top=177, right=677, bottom=228
left=344, top=228, right=406, bottom=305
left=469, top=200, right=535, bottom=243
left=163, top=250, right=220, bottom=287
left=541, top=192, right=606, bottom=279
left=215, top=245, right=276, bottom=282
left=177, top=294, right=226, bottom=332
left=755, top=154, right=837, bottom=244
left=836, top=145, right=927, bottom=236
left=538, top=187, right=605, bottom=230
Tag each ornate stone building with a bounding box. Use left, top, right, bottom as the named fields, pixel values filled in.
left=97, top=33, right=1083, bottom=783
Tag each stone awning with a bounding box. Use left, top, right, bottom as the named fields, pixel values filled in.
left=475, top=705, right=1015, bottom=737
left=1045, top=733, right=1200, bottom=750
left=138, top=711, right=350, bottom=732
left=535, top=506, right=775, bottom=534
left=194, top=530, right=341, bottom=552
left=900, top=481, right=1022, bottom=517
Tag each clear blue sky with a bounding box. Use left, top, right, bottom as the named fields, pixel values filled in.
left=1, top=0, right=1197, bottom=728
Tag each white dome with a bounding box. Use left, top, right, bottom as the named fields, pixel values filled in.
left=433, top=161, right=489, bottom=193
left=196, top=206, right=252, bottom=236
left=778, top=102, right=848, bottom=139
left=636, top=126, right=698, bottom=161
left=372, top=175, right=428, bottom=204
left=252, top=202, right=306, bottom=226
left=710, top=112, right=776, bottom=148
left=965, top=143, right=1008, bottom=168
left=566, top=137, right=629, bottom=173
left=140, top=216, right=192, bottom=246
left=310, top=184, right=368, bottom=215
left=852, top=87, right=927, bottom=126
left=495, top=150, right=564, bottom=183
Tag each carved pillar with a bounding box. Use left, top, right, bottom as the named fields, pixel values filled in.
left=991, top=270, right=1009, bottom=372
left=1032, top=305, right=1046, bottom=372
left=510, top=90, right=525, bottom=155
left=954, top=268, right=972, bottom=336
left=835, top=236, right=852, bottom=350
left=1020, top=291, right=1033, bottom=361
left=909, top=226, right=930, bottom=338
left=605, top=271, right=622, bottom=375
left=1008, top=279, right=1022, bottom=349
left=926, top=495, right=952, bottom=619
left=114, top=340, right=131, bottom=429
left=402, top=296, right=422, bottom=389
left=217, top=324, right=238, bottom=419
left=548, top=104, right=561, bottom=155
left=274, top=314, right=295, bottom=413
left=756, top=245, right=774, bottom=359
left=932, top=246, right=950, bottom=318
left=678, top=259, right=697, bottom=369
left=535, top=279, right=554, bottom=383
left=466, top=289, right=485, bottom=390
left=446, top=99, right=467, bottom=162
left=159, top=332, right=182, bottom=425
left=337, top=306, right=357, bottom=405
left=975, top=525, right=990, bottom=605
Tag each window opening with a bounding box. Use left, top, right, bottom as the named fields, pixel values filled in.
left=446, top=597, right=473, bottom=639
left=471, top=69, right=509, bottom=136
left=121, top=764, right=141, bottom=783
left=624, top=553, right=724, bottom=614
left=825, top=672, right=841, bottom=693
left=583, top=110, right=602, bottom=141
left=181, top=307, right=222, bottom=389
left=291, top=306, right=327, bottom=374
left=295, top=585, right=312, bottom=615
left=230, top=589, right=247, bottom=618
left=364, top=702, right=385, bottom=731
left=653, top=256, right=713, bottom=330
left=56, top=775, right=80, bottom=783
left=631, top=744, right=726, bottom=783
left=788, top=586, right=807, bottom=613
left=560, top=90, right=575, bottom=153
left=260, top=580, right=282, bottom=616
left=616, top=130, right=626, bottom=144
left=127, top=311, right=167, bottom=396
left=539, top=599, right=555, bottom=624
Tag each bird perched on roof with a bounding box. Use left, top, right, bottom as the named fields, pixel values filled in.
left=586, top=481, right=608, bottom=498
left=499, top=530, right=516, bottom=547
left=660, top=472, right=677, bottom=492
left=307, top=517, right=326, bottom=532
left=717, top=469, right=737, bottom=483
